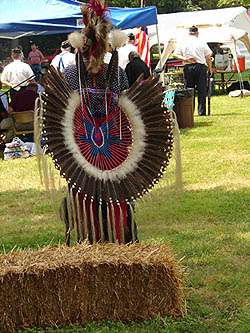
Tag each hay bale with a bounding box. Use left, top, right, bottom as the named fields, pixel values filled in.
left=0, top=244, right=186, bottom=332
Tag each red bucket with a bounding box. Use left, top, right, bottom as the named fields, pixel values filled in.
left=234, top=56, right=245, bottom=72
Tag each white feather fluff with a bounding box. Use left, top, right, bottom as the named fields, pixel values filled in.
left=68, top=31, right=84, bottom=49
left=110, top=30, right=128, bottom=49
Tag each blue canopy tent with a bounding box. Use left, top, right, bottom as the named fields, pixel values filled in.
left=0, top=0, right=162, bottom=73
left=0, top=0, right=158, bottom=38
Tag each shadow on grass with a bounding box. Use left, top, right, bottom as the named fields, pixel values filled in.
left=136, top=185, right=250, bottom=241
left=0, top=188, right=65, bottom=252
left=180, top=121, right=212, bottom=135
left=211, top=112, right=244, bottom=117
left=193, top=121, right=213, bottom=128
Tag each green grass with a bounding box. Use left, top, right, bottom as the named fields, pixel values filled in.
left=0, top=95, right=250, bottom=332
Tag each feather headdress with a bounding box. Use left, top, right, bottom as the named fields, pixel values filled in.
left=69, top=0, right=111, bottom=74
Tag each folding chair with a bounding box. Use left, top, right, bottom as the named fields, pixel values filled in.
left=11, top=111, right=34, bottom=137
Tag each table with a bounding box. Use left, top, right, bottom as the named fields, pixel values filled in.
left=214, top=70, right=238, bottom=93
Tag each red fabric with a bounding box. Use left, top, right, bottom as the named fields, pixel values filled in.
left=121, top=201, right=128, bottom=228
left=10, top=89, right=38, bottom=112
left=88, top=0, right=108, bottom=17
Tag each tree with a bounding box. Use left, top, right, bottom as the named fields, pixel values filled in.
left=217, top=0, right=250, bottom=7
left=78, top=0, right=197, bottom=13
left=191, top=0, right=219, bottom=10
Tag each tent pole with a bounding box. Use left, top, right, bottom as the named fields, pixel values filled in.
left=156, top=23, right=164, bottom=86
left=231, top=39, right=244, bottom=97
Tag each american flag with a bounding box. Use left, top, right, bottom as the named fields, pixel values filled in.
left=135, top=27, right=150, bottom=68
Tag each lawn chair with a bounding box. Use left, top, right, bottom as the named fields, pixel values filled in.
left=11, top=111, right=34, bottom=137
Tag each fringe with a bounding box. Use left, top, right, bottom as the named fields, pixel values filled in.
left=119, top=203, right=125, bottom=244
left=82, top=198, right=88, bottom=241
left=75, top=192, right=82, bottom=240
left=90, top=200, right=96, bottom=243
left=34, top=94, right=58, bottom=194
left=170, top=110, right=183, bottom=193
left=34, top=96, right=43, bottom=185
left=128, top=202, right=135, bottom=243
left=71, top=190, right=78, bottom=234
left=66, top=191, right=74, bottom=231
left=110, top=202, right=118, bottom=244
left=98, top=201, right=105, bottom=242
left=106, top=202, right=113, bottom=242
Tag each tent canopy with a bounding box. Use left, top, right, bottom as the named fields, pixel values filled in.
left=149, top=6, right=250, bottom=45
left=0, top=0, right=158, bottom=39
left=148, top=6, right=250, bottom=69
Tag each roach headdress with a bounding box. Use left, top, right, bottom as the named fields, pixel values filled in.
left=69, top=0, right=111, bottom=74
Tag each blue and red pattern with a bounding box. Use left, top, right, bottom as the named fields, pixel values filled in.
left=74, top=89, right=132, bottom=170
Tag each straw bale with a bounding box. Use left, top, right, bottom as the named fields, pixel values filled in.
left=0, top=244, right=186, bottom=332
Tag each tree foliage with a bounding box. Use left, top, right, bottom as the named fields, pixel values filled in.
left=191, top=0, right=219, bottom=10
left=78, top=0, right=201, bottom=13
left=217, top=0, right=250, bottom=7
left=108, top=1, right=193, bottom=13
left=78, top=0, right=250, bottom=13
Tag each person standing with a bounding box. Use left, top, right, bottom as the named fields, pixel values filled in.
left=1, top=48, right=35, bottom=101
left=28, top=42, right=44, bottom=81
left=118, top=33, right=137, bottom=70
left=51, top=40, right=75, bottom=72
left=125, top=51, right=150, bottom=87
left=174, top=26, right=213, bottom=116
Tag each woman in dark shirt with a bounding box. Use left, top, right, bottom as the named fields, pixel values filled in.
left=125, top=52, right=150, bottom=87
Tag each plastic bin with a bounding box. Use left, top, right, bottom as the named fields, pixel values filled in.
left=233, top=56, right=245, bottom=72
left=173, top=88, right=194, bottom=129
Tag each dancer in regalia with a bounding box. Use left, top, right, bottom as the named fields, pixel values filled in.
left=38, top=0, right=174, bottom=245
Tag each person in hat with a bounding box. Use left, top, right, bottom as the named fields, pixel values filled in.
left=51, top=40, right=75, bottom=72
left=174, top=25, right=213, bottom=116
left=125, top=51, right=150, bottom=87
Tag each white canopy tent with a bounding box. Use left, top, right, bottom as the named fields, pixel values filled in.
left=148, top=6, right=250, bottom=70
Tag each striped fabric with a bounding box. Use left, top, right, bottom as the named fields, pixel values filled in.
left=135, top=27, right=150, bottom=68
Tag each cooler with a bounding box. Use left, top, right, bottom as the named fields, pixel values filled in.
left=234, top=56, right=245, bottom=72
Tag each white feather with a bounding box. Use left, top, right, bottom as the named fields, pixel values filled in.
left=110, top=30, right=128, bottom=49
left=68, top=31, right=84, bottom=49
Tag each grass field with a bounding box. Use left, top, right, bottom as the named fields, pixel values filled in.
left=0, top=95, right=250, bottom=332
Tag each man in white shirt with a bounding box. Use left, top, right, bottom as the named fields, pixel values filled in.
left=51, top=40, right=75, bottom=72
left=1, top=48, right=35, bottom=101
left=174, top=26, right=213, bottom=116
left=118, top=33, right=137, bottom=70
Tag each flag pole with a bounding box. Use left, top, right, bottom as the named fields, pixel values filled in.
left=153, top=5, right=164, bottom=86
